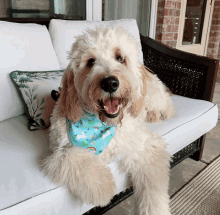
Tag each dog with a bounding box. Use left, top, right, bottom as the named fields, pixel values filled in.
left=43, top=26, right=175, bottom=215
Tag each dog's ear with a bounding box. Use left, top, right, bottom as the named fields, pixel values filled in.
left=128, top=64, right=149, bottom=118
left=58, top=65, right=83, bottom=122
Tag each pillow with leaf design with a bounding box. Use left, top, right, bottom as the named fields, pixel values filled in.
left=10, top=70, right=64, bottom=130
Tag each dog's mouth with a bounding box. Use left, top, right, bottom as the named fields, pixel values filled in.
left=99, top=98, right=121, bottom=118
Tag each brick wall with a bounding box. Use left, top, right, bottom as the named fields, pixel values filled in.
left=156, top=0, right=220, bottom=82
left=156, top=0, right=181, bottom=48
left=206, top=0, right=220, bottom=82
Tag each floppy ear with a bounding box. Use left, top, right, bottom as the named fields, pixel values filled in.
left=128, top=64, right=149, bottom=118
left=58, top=65, right=83, bottom=122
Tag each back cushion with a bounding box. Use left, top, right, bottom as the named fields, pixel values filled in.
left=0, top=21, right=60, bottom=122
left=49, top=19, right=144, bottom=69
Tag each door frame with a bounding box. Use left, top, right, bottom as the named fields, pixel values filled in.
left=86, top=0, right=102, bottom=21
left=149, top=0, right=159, bottom=39
left=88, top=0, right=158, bottom=38
left=176, top=0, right=215, bottom=56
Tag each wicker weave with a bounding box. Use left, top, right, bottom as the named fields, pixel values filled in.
left=142, top=43, right=207, bottom=100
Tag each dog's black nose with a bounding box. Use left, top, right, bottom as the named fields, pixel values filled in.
left=100, top=76, right=119, bottom=93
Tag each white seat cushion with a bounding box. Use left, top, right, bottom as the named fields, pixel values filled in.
left=0, top=115, right=130, bottom=215
left=0, top=21, right=60, bottom=123
left=146, top=95, right=218, bottom=155
left=0, top=95, right=217, bottom=215
left=48, top=19, right=144, bottom=69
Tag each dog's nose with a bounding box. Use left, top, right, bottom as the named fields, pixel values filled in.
left=100, top=76, right=119, bottom=93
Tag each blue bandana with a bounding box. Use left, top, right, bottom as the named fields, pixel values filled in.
left=66, top=112, right=117, bottom=155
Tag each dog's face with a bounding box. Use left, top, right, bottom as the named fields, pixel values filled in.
left=58, top=26, right=146, bottom=125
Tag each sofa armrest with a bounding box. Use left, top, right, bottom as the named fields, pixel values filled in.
left=140, top=35, right=219, bottom=102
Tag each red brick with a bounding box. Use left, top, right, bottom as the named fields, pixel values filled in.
left=162, top=32, right=174, bottom=40
left=162, top=40, right=169, bottom=46
left=164, top=8, right=169, bottom=16
left=214, top=0, right=220, bottom=6
left=165, top=1, right=176, bottom=9
left=213, top=13, right=220, bottom=19
left=156, top=33, right=162, bottom=41
left=174, top=25, right=179, bottom=32
left=166, top=24, right=179, bottom=32
left=157, top=8, right=165, bottom=16
left=158, top=1, right=165, bottom=8
left=210, top=25, right=220, bottom=31
left=164, top=16, right=175, bottom=24
left=212, top=19, right=220, bottom=25
left=156, top=25, right=163, bottom=33
left=207, top=53, right=216, bottom=59
left=209, top=31, right=220, bottom=37
left=175, top=17, right=180, bottom=24
left=168, top=9, right=176, bottom=16
left=157, top=17, right=164, bottom=25
left=175, top=9, right=180, bottom=16
left=209, top=37, right=219, bottom=43
left=166, top=25, right=174, bottom=32
left=170, top=17, right=175, bottom=24
left=166, top=41, right=177, bottom=48
left=207, top=48, right=218, bottom=56
left=175, top=2, right=181, bottom=9
left=208, top=42, right=219, bottom=49
left=162, top=25, right=167, bottom=32
left=213, top=6, right=220, bottom=13
left=163, top=17, right=171, bottom=24
left=174, top=33, right=178, bottom=40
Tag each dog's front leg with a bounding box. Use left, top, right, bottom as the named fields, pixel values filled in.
left=142, top=68, right=175, bottom=123
left=43, top=146, right=117, bottom=207
left=118, top=131, right=171, bottom=215
left=43, top=104, right=117, bottom=207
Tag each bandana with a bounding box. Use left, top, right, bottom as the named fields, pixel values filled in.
left=66, top=112, right=117, bottom=155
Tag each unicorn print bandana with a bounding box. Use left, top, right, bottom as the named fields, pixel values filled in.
left=66, top=112, right=117, bottom=155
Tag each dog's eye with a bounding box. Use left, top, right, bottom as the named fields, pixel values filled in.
left=87, top=58, right=95, bottom=67
left=116, top=55, right=123, bottom=63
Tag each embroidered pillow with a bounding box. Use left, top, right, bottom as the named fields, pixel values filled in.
left=10, top=70, right=64, bottom=130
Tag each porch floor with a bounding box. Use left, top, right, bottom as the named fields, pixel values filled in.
left=104, top=83, right=220, bottom=214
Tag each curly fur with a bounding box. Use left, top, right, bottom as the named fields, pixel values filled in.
left=42, top=26, right=175, bottom=215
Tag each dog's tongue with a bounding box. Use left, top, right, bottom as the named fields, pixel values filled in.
left=104, top=99, right=119, bottom=114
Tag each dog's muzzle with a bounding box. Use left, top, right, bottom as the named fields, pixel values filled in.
left=99, top=76, right=120, bottom=118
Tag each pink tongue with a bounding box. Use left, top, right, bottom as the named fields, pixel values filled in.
left=105, top=100, right=119, bottom=114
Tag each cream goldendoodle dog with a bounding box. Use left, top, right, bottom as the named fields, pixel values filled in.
left=43, top=26, right=175, bottom=215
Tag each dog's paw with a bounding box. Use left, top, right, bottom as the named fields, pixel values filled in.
left=146, top=110, right=164, bottom=123
left=146, top=107, right=175, bottom=123
left=43, top=147, right=117, bottom=207
left=79, top=163, right=117, bottom=207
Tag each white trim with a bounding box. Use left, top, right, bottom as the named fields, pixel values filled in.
left=93, top=0, right=102, bottom=21
left=204, top=0, right=215, bottom=56
left=149, top=0, right=158, bottom=39
left=86, top=0, right=93, bottom=21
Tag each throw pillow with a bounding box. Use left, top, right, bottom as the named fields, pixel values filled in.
left=10, top=70, right=64, bottom=130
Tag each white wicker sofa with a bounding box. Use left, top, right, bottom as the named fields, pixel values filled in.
left=0, top=18, right=218, bottom=215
